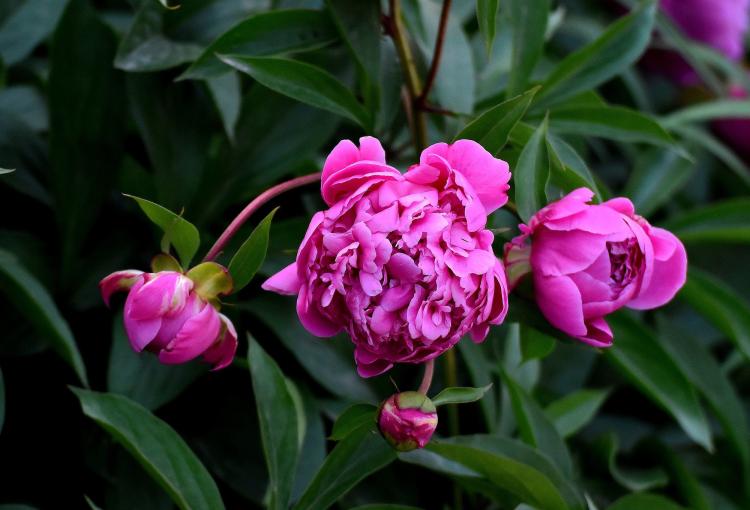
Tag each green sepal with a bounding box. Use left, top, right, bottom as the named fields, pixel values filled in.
left=186, top=262, right=233, bottom=300
left=150, top=253, right=183, bottom=273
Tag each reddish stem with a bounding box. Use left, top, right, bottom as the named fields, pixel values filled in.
left=203, top=172, right=322, bottom=262
left=417, top=0, right=452, bottom=108
left=418, top=359, right=436, bottom=395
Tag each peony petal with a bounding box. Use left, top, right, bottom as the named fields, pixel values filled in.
left=262, top=263, right=302, bottom=295
left=99, top=270, right=144, bottom=307
left=577, top=317, right=613, bottom=347
left=128, top=272, right=184, bottom=320
left=159, top=302, right=221, bottom=365
left=296, top=286, right=341, bottom=337
left=534, top=273, right=587, bottom=337
left=387, top=253, right=421, bottom=282
left=531, top=227, right=609, bottom=276
left=203, top=314, right=238, bottom=370
left=150, top=294, right=202, bottom=351
left=123, top=279, right=161, bottom=352
left=628, top=227, right=687, bottom=310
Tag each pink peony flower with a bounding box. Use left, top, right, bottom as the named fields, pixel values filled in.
left=650, top=0, right=749, bottom=85
left=504, top=188, right=687, bottom=347
left=377, top=391, right=438, bottom=451
left=100, top=264, right=237, bottom=370
left=263, top=137, right=510, bottom=377
left=712, top=83, right=750, bottom=161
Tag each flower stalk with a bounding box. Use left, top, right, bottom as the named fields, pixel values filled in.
left=203, top=172, right=322, bottom=262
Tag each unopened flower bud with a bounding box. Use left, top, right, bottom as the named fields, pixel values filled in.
left=377, top=391, right=438, bottom=452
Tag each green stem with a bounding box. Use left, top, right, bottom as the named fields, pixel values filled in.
left=388, top=0, right=427, bottom=152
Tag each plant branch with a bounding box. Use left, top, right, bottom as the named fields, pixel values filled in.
left=387, top=0, right=427, bottom=151
left=203, top=172, right=321, bottom=262
left=417, top=0, right=452, bottom=108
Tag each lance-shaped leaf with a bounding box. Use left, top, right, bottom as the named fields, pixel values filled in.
left=249, top=337, right=302, bottom=510
left=125, top=194, right=200, bottom=268
left=180, top=10, right=338, bottom=81
left=455, top=87, right=539, bottom=154
left=219, top=55, right=371, bottom=129
left=662, top=198, right=750, bottom=245
left=533, top=0, right=656, bottom=110
left=605, top=312, right=712, bottom=451
left=476, top=0, right=499, bottom=53
left=293, top=424, right=396, bottom=510
left=514, top=116, right=550, bottom=222
left=548, top=105, right=674, bottom=146
left=432, top=385, right=493, bottom=407
left=506, top=0, right=549, bottom=97
left=544, top=389, right=609, bottom=438
left=0, top=249, right=88, bottom=386
left=329, top=404, right=377, bottom=441
left=228, top=208, right=278, bottom=293
left=72, top=389, right=224, bottom=510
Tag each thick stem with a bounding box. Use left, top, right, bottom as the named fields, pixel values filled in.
left=417, top=359, right=435, bottom=395
left=388, top=0, right=427, bottom=152
left=417, top=0, right=452, bottom=107
left=443, top=349, right=459, bottom=434
left=203, top=172, right=321, bottom=262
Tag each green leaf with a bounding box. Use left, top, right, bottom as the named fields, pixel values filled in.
left=623, top=148, right=693, bottom=217
left=533, top=0, right=656, bottom=110
left=455, top=87, right=539, bottom=154
left=426, top=435, right=583, bottom=510
left=326, top=0, right=381, bottom=83
left=207, top=72, right=241, bottom=143
left=350, top=506, right=422, bottom=510
left=656, top=316, right=750, bottom=472
left=679, top=268, right=750, bottom=363
left=546, top=134, right=601, bottom=199
left=0, top=248, right=88, bottom=386
left=548, top=105, right=674, bottom=146
left=249, top=337, right=302, bottom=510
left=180, top=9, right=338, bottom=81
left=605, top=313, right=712, bottom=451
left=49, top=0, right=125, bottom=279
left=514, top=116, right=549, bottom=222
left=108, top=312, right=203, bottom=411
left=608, top=493, right=686, bottom=510
left=500, top=369, right=573, bottom=478
left=245, top=295, right=377, bottom=402
left=661, top=100, right=750, bottom=128
left=544, top=389, right=609, bottom=439
left=125, top=194, right=200, bottom=268
left=114, top=2, right=201, bottom=72
left=670, top=124, right=750, bottom=188
left=0, top=0, right=68, bottom=65
left=156, top=0, right=180, bottom=9
left=220, top=55, right=371, bottom=129
left=662, top=198, right=750, bottom=244
left=592, top=433, right=668, bottom=492
left=520, top=324, right=556, bottom=363
left=228, top=207, right=278, bottom=293
left=476, top=0, right=499, bottom=53
left=72, top=389, right=224, bottom=510
left=293, top=424, right=397, bottom=510
left=0, top=168, right=13, bottom=174
left=329, top=404, right=377, bottom=441
left=432, top=385, right=492, bottom=407
left=457, top=340, right=498, bottom=432
left=506, top=0, right=549, bottom=97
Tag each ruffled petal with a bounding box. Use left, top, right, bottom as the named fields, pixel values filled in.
left=158, top=302, right=221, bottom=365
left=628, top=227, right=687, bottom=309
left=99, top=270, right=144, bottom=306
left=534, top=273, right=587, bottom=337
left=203, top=314, right=238, bottom=370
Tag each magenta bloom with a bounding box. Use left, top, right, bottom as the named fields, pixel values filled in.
left=713, top=84, right=750, bottom=161
left=654, top=0, right=749, bottom=85
left=504, top=188, right=687, bottom=347
left=377, top=392, right=438, bottom=451
left=263, top=137, right=510, bottom=377
left=100, top=266, right=237, bottom=370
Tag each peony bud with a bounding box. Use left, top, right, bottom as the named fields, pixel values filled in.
left=99, top=255, right=237, bottom=370
left=377, top=391, right=438, bottom=452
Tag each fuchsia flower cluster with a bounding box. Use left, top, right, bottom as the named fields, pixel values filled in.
left=263, top=137, right=510, bottom=377
left=101, top=136, right=688, bottom=382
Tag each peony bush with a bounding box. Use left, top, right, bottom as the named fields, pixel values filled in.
left=0, top=0, right=749, bottom=509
